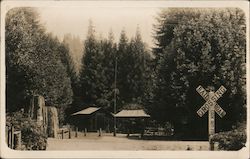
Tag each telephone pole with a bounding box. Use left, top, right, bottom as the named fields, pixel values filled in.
left=113, top=57, right=117, bottom=136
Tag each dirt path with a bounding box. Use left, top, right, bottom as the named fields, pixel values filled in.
left=46, top=132, right=209, bottom=150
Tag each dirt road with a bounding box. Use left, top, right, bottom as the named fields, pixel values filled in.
left=46, top=132, right=209, bottom=150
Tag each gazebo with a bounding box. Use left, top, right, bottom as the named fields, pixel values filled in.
left=113, top=109, right=150, bottom=136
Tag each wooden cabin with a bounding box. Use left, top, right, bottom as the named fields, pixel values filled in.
left=71, top=107, right=112, bottom=132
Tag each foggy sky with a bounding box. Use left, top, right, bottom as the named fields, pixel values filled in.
left=38, top=7, right=160, bottom=47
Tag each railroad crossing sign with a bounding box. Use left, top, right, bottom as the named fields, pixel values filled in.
left=196, top=85, right=227, bottom=150
left=196, top=85, right=227, bottom=118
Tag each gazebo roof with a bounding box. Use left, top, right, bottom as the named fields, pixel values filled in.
left=71, top=107, right=101, bottom=116
left=114, top=109, right=150, bottom=118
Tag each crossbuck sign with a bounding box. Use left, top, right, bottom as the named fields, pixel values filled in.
left=196, top=85, right=227, bottom=137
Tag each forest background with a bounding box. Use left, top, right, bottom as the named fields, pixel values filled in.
left=6, top=7, right=246, bottom=141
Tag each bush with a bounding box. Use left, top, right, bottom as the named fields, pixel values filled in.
left=6, top=110, right=47, bottom=150
left=211, top=124, right=246, bottom=150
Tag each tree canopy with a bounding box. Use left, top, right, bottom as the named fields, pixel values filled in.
left=77, top=22, right=152, bottom=112
left=152, top=8, right=246, bottom=138
left=6, top=8, right=73, bottom=114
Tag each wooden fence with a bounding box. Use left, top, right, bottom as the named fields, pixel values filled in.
left=57, top=127, right=71, bottom=139
left=6, top=125, right=21, bottom=150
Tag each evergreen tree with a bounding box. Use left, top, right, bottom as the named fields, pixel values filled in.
left=79, top=20, right=105, bottom=107
left=116, top=29, right=130, bottom=108
left=128, top=27, right=152, bottom=104
left=116, top=28, right=152, bottom=110
left=62, top=38, right=79, bottom=96
left=96, top=30, right=117, bottom=110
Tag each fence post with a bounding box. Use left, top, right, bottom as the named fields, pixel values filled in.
left=14, top=131, right=21, bottom=150
left=75, top=127, right=78, bottom=138
left=84, top=128, right=87, bottom=136
left=62, top=129, right=64, bottom=139
left=99, top=128, right=102, bottom=137
left=69, top=128, right=71, bottom=139
left=6, top=126, right=8, bottom=146
left=7, top=126, right=11, bottom=147
left=18, top=131, right=21, bottom=149
left=10, top=125, right=14, bottom=149
left=210, top=141, right=214, bottom=151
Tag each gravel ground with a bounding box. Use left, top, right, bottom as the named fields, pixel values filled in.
left=46, top=132, right=209, bottom=151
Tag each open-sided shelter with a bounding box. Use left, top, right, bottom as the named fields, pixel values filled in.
left=114, top=109, right=150, bottom=135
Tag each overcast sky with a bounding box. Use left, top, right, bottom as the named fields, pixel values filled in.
left=38, top=7, right=160, bottom=47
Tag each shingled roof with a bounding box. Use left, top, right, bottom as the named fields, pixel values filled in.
left=71, top=107, right=101, bottom=115
left=114, top=109, right=150, bottom=118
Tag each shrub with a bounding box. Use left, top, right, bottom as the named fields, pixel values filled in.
left=6, top=110, right=47, bottom=150
left=211, top=124, right=246, bottom=150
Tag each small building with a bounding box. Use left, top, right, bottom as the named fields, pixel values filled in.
left=114, top=109, right=150, bottom=135
left=71, top=107, right=112, bottom=132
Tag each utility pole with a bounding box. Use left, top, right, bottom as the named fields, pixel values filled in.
left=113, top=57, right=117, bottom=136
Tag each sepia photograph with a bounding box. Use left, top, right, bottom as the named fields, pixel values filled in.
left=0, top=0, right=249, bottom=158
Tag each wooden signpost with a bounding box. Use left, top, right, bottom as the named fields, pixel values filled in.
left=196, top=85, right=227, bottom=150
